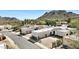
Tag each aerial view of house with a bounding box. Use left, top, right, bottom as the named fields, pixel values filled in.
left=0, top=10, right=79, bottom=49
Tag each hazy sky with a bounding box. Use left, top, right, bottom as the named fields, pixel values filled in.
left=0, top=10, right=79, bottom=20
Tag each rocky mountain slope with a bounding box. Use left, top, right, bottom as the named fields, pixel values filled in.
left=37, top=10, right=79, bottom=21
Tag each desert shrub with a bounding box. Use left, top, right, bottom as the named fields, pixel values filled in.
left=56, top=40, right=62, bottom=47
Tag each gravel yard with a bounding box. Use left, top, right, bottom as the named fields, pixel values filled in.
left=40, top=37, right=60, bottom=48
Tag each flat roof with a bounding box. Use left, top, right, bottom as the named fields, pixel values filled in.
left=57, top=29, right=69, bottom=32
left=32, top=27, right=54, bottom=33
left=32, top=25, right=69, bottom=33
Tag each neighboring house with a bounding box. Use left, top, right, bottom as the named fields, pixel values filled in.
left=51, top=25, right=70, bottom=36
left=0, top=25, right=4, bottom=30
left=20, top=25, right=50, bottom=35
left=4, top=25, right=12, bottom=29
left=0, top=25, right=12, bottom=30
left=55, top=29, right=70, bottom=37
left=20, top=27, right=33, bottom=35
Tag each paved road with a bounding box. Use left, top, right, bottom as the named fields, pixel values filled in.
left=0, top=31, right=41, bottom=49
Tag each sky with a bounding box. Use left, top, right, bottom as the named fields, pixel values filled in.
left=0, top=10, right=79, bottom=20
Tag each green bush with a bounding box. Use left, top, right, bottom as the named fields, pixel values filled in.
left=70, top=40, right=79, bottom=49
left=69, top=19, right=79, bottom=30
left=45, top=20, right=56, bottom=26
left=56, top=40, right=62, bottom=47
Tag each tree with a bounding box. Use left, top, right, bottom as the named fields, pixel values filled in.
left=56, top=40, right=62, bottom=46
left=24, top=19, right=27, bottom=24
left=45, top=20, right=56, bottom=26
left=21, top=21, right=25, bottom=25
left=66, top=18, right=71, bottom=23
left=39, top=20, right=46, bottom=25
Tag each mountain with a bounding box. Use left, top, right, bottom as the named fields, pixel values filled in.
left=37, top=10, right=79, bottom=21
left=0, top=16, right=18, bottom=20
left=0, top=16, right=19, bottom=25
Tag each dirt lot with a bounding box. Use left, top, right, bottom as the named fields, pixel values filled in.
left=40, top=37, right=59, bottom=48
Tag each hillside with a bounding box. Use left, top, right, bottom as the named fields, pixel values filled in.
left=37, top=10, right=79, bottom=21
left=0, top=16, right=19, bottom=25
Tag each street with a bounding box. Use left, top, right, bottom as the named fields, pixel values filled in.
left=0, top=31, right=41, bottom=49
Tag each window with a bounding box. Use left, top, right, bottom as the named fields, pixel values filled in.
left=66, top=34, right=68, bottom=36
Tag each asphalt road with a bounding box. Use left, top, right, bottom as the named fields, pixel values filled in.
left=0, top=31, right=41, bottom=49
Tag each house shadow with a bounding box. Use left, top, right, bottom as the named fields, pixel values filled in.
left=61, top=44, right=72, bottom=49
left=28, top=36, right=41, bottom=43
